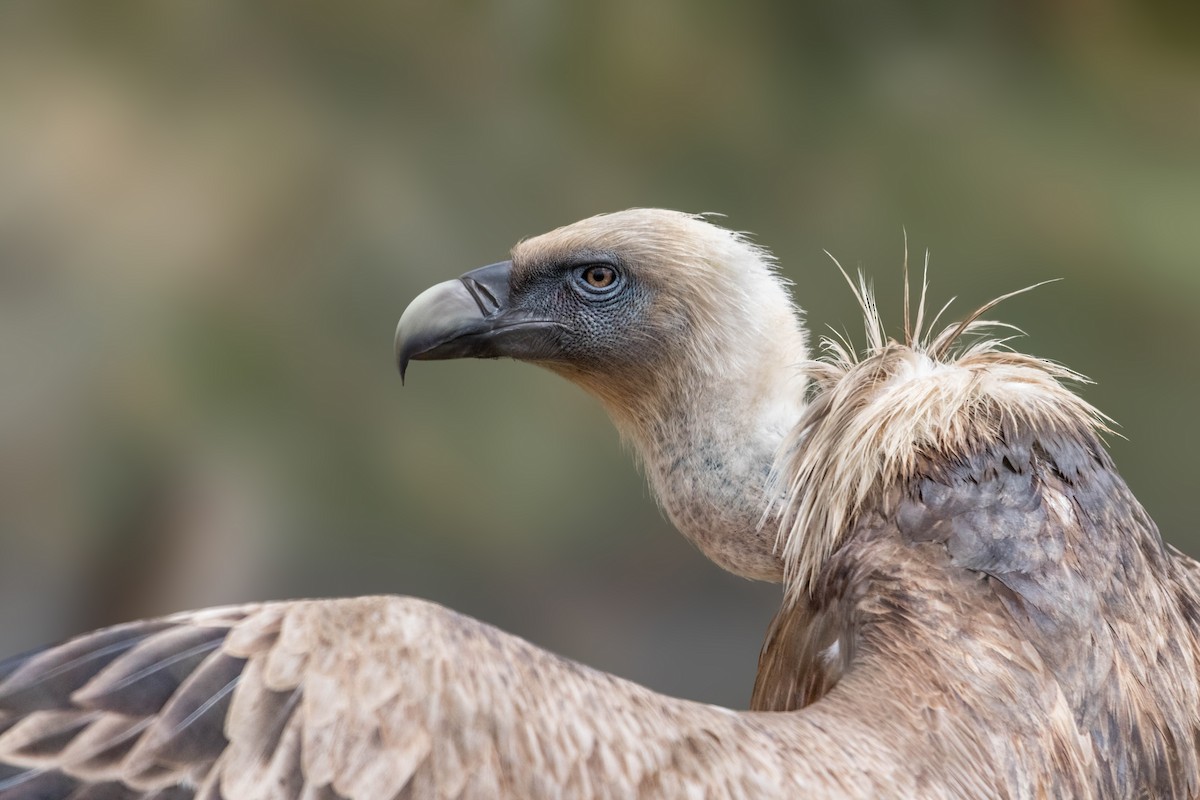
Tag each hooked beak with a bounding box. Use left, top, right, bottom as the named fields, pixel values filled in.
left=395, top=260, right=566, bottom=382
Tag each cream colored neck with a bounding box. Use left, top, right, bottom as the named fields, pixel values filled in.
left=609, top=342, right=808, bottom=582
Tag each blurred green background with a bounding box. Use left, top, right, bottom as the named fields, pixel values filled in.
left=1, top=2, right=1198, bottom=708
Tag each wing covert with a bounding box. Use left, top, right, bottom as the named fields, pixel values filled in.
left=0, top=597, right=839, bottom=799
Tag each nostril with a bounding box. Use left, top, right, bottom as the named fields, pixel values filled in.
left=461, top=277, right=501, bottom=317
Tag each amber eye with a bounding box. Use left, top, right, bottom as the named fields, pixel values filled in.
left=572, top=262, right=623, bottom=297
left=583, top=265, right=616, bottom=290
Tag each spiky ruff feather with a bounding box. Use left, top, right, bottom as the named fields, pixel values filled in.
left=768, top=264, right=1113, bottom=601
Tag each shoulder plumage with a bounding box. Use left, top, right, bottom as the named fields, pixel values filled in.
left=768, top=262, right=1113, bottom=599
left=756, top=263, right=1200, bottom=797
left=768, top=265, right=1112, bottom=600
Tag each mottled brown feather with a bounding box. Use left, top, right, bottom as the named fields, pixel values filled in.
left=755, top=303, right=1200, bottom=798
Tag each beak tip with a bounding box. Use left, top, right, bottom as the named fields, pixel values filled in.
left=395, top=323, right=409, bottom=384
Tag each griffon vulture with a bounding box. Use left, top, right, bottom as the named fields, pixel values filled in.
left=1, top=210, right=1198, bottom=799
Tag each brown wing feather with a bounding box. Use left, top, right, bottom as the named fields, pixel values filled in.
left=0, top=608, right=252, bottom=800
left=0, top=597, right=923, bottom=800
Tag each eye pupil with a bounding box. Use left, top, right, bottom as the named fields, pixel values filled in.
left=585, top=266, right=615, bottom=289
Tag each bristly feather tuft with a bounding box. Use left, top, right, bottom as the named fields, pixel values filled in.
left=767, top=262, right=1114, bottom=602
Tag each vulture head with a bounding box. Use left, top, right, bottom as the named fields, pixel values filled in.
left=396, top=210, right=808, bottom=580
